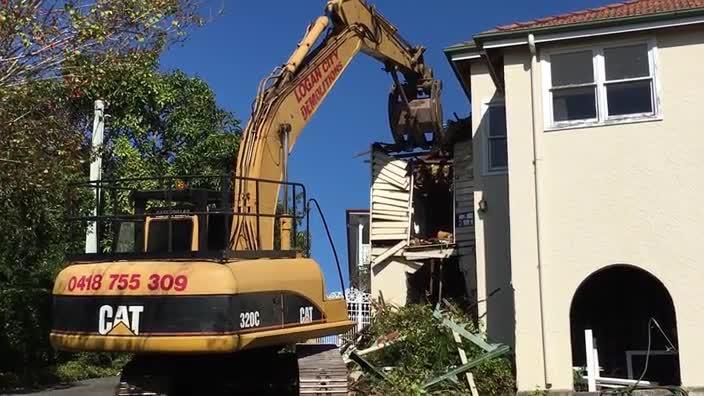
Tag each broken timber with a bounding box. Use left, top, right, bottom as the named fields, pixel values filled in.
left=371, top=240, right=407, bottom=267
left=370, top=147, right=412, bottom=256
left=452, top=329, right=479, bottom=396
left=432, top=309, right=497, bottom=353
left=423, top=345, right=511, bottom=389
left=423, top=307, right=511, bottom=390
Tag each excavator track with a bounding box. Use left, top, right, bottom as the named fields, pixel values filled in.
left=297, top=344, right=348, bottom=396
left=114, top=344, right=347, bottom=396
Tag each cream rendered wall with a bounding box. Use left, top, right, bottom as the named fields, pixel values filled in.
left=370, top=260, right=408, bottom=306
left=469, top=62, right=515, bottom=347
left=495, top=26, right=704, bottom=392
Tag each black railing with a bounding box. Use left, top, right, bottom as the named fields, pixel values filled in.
left=66, top=174, right=309, bottom=261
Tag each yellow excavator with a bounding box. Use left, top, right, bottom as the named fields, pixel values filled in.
left=50, top=0, right=444, bottom=394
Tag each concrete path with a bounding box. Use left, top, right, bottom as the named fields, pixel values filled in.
left=2, top=377, right=119, bottom=396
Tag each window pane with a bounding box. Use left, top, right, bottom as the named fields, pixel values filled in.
left=606, top=80, right=653, bottom=116
left=489, top=138, right=508, bottom=169
left=147, top=219, right=193, bottom=253
left=604, top=44, right=649, bottom=80
left=552, top=86, right=597, bottom=122
left=551, top=51, right=594, bottom=86
left=488, top=105, right=506, bottom=137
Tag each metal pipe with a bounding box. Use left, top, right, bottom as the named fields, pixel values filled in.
left=282, top=126, right=290, bottom=213
left=528, top=33, right=550, bottom=389
left=280, top=126, right=292, bottom=250
left=285, top=16, right=330, bottom=74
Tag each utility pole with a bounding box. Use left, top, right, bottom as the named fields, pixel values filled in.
left=85, top=100, right=105, bottom=253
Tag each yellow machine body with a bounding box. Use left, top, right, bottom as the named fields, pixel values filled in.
left=50, top=0, right=442, bottom=360
left=51, top=258, right=351, bottom=353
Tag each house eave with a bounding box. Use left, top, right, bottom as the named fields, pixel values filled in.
left=444, top=7, right=704, bottom=56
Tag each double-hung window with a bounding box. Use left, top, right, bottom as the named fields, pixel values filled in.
left=545, top=40, right=658, bottom=128
left=485, top=104, right=507, bottom=174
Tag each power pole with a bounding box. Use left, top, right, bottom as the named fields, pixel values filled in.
left=85, top=100, right=105, bottom=253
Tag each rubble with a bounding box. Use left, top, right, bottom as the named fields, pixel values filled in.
left=345, top=301, right=515, bottom=395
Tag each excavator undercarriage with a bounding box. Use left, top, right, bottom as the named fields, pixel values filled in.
left=53, top=175, right=351, bottom=395
left=115, top=344, right=347, bottom=396
left=50, top=0, right=448, bottom=394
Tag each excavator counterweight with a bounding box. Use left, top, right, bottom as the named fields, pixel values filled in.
left=50, top=1, right=445, bottom=394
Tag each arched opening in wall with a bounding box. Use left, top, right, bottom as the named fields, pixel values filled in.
left=570, top=265, right=680, bottom=386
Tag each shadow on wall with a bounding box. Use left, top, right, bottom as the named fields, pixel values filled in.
left=474, top=92, right=516, bottom=347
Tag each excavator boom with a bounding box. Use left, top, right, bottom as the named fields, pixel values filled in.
left=49, top=2, right=444, bottom=394
left=231, top=0, right=443, bottom=251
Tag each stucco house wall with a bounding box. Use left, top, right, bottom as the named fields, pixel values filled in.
left=469, top=62, right=515, bottom=348
left=467, top=25, right=704, bottom=392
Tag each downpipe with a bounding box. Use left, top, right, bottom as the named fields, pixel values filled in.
left=528, top=33, right=550, bottom=390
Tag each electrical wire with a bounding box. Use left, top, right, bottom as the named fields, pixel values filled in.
left=634, top=318, right=654, bottom=387
left=307, top=198, right=345, bottom=293
left=598, top=317, right=687, bottom=396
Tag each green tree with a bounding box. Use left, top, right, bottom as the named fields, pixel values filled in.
left=0, top=62, right=240, bottom=385
left=0, top=0, right=202, bottom=89
left=73, top=52, right=241, bottom=180
left=0, top=1, right=236, bottom=386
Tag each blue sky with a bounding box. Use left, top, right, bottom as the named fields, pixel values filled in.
left=160, top=0, right=608, bottom=292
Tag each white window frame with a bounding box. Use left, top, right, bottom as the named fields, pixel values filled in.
left=541, top=37, right=661, bottom=130
left=482, top=99, right=508, bottom=175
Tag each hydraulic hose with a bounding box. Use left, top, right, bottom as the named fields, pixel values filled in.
left=308, top=198, right=346, bottom=293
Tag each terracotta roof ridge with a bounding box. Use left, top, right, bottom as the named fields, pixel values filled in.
left=487, top=0, right=704, bottom=34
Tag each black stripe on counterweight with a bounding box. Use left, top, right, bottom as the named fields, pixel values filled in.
left=52, top=292, right=323, bottom=334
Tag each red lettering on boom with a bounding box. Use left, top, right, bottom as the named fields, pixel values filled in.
left=293, top=49, right=340, bottom=105
left=299, top=61, right=343, bottom=121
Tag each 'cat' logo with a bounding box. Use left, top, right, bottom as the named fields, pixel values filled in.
left=98, top=305, right=143, bottom=335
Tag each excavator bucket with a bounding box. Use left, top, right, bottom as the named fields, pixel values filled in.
left=388, top=79, right=444, bottom=151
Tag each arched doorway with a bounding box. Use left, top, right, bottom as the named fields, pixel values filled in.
left=570, top=265, right=680, bottom=385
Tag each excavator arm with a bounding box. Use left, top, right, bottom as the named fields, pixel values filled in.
left=232, top=0, right=444, bottom=251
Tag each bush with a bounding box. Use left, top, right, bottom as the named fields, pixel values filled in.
left=0, top=288, right=130, bottom=390
left=54, top=353, right=129, bottom=383
left=0, top=289, right=54, bottom=373
left=0, top=352, right=130, bottom=391
left=354, top=303, right=515, bottom=395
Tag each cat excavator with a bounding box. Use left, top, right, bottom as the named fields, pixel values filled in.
left=50, top=0, right=444, bottom=394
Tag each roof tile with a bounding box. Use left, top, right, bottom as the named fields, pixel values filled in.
left=487, top=0, right=704, bottom=33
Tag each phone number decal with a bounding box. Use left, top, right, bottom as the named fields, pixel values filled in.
left=67, top=273, right=188, bottom=292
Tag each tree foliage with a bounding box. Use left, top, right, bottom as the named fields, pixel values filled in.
left=0, top=0, right=203, bottom=89
left=74, top=52, right=241, bottom=180
left=0, top=1, right=240, bottom=387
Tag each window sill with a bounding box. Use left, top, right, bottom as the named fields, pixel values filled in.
left=483, top=168, right=508, bottom=177
left=545, top=114, right=663, bottom=132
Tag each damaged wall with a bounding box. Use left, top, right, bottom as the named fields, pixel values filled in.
left=369, top=144, right=475, bottom=308
left=369, top=148, right=414, bottom=306
left=454, top=137, right=477, bottom=307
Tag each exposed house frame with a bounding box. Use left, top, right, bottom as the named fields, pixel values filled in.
left=368, top=138, right=475, bottom=307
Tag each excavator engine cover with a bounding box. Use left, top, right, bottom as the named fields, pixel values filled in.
left=388, top=79, right=444, bottom=151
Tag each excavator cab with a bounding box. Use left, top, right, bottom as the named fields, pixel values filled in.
left=112, top=185, right=232, bottom=255
left=71, top=174, right=309, bottom=259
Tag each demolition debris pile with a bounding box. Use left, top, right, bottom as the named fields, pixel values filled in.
left=346, top=302, right=515, bottom=395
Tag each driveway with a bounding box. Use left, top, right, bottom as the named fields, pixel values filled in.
left=3, top=377, right=119, bottom=396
